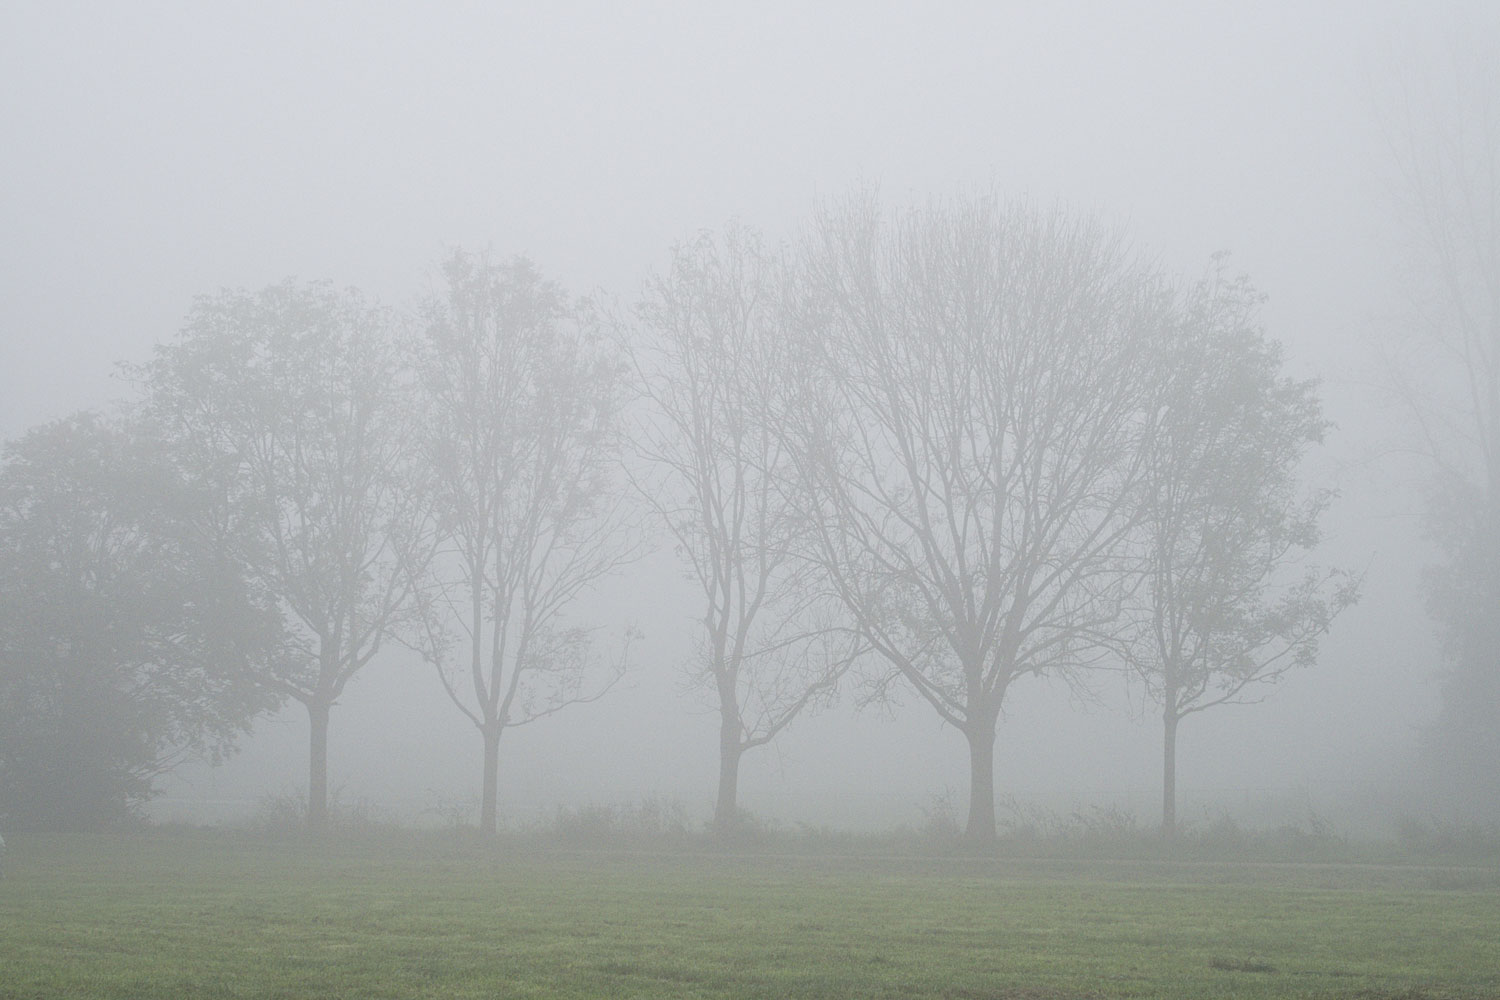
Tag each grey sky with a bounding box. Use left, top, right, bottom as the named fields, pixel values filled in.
left=2, top=1, right=1417, bottom=431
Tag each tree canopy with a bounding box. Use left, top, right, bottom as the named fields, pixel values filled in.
left=1125, top=263, right=1357, bottom=833
left=782, top=194, right=1172, bottom=840
left=0, top=414, right=281, bottom=830
left=134, top=280, right=430, bottom=831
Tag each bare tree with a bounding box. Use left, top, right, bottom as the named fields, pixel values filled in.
left=632, top=226, right=853, bottom=833
left=136, top=281, right=428, bottom=832
left=783, top=194, right=1168, bottom=841
left=415, top=250, right=636, bottom=837
left=1379, top=27, right=1500, bottom=812
left=1127, top=263, right=1358, bottom=835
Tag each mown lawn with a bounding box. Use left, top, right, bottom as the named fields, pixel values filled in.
left=0, top=833, right=1495, bottom=998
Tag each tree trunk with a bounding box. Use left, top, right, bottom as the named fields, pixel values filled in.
left=307, top=700, right=330, bottom=834
left=480, top=725, right=501, bottom=837
left=714, top=712, right=743, bottom=835
left=964, top=723, right=997, bottom=843
left=1162, top=711, right=1179, bottom=837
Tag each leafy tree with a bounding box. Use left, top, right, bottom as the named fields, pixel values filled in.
left=414, top=251, right=636, bottom=837
left=1379, top=29, right=1500, bottom=815
left=0, top=414, right=280, bottom=830
left=783, top=194, right=1168, bottom=841
left=1126, top=264, right=1358, bottom=835
left=134, top=281, right=429, bottom=832
left=633, top=226, right=853, bottom=833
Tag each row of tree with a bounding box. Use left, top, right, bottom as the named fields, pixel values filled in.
left=0, top=193, right=1354, bottom=839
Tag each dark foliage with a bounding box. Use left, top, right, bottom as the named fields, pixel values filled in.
left=0, top=414, right=282, bottom=830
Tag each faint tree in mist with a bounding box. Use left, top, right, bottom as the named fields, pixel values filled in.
left=1376, top=27, right=1500, bottom=816
left=633, top=226, right=855, bottom=834
left=134, top=283, right=430, bottom=833
left=414, top=250, right=637, bottom=838
left=781, top=194, right=1169, bottom=842
left=1124, top=262, right=1358, bottom=836
left=0, top=414, right=282, bottom=830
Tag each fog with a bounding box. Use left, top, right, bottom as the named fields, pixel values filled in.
left=2, top=1, right=1491, bottom=836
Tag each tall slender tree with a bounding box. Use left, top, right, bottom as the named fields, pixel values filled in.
left=1379, top=28, right=1500, bottom=815
left=1126, top=263, right=1358, bottom=835
left=415, top=250, right=636, bottom=837
left=135, top=281, right=428, bottom=832
left=633, top=226, right=852, bottom=833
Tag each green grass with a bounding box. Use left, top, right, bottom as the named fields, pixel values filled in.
left=1, top=833, right=1496, bottom=998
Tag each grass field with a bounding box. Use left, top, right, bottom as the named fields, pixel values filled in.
left=1, top=832, right=1496, bottom=998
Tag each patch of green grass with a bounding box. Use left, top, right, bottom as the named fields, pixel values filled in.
left=0, top=832, right=1496, bottom=998
left=1208, top=955, right=1278, bottom=973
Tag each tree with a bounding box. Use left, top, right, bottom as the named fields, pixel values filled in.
left=0, top=414, right=280, bottom=830
left=414, top=250, right=636, bottom=837
left=1379, top=28, right=1500, bottom=815
left=783, top=194, right=1169, bottom=841
left=633, top=226, right=853, bottom=833
left=135, top=281, right=428, bottom=832
left=1126, top=263, right=1358, bottom=835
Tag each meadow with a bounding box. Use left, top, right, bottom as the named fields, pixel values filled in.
left=1, top=831, right=1496, bottom=999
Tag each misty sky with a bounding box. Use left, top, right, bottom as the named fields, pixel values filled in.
left=2, top=1, right=1491, bottom=831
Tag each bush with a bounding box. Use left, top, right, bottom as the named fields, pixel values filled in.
left=1393, top=816, right=1500, bottom=860
left=535, top=798, right=693, bottom=847
left=243, top=789, right=394, bottom=838
left=919, top=788, right=963, bottom=841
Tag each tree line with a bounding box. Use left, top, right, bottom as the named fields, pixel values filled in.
left=0, top=193, right=1359, bottom=839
